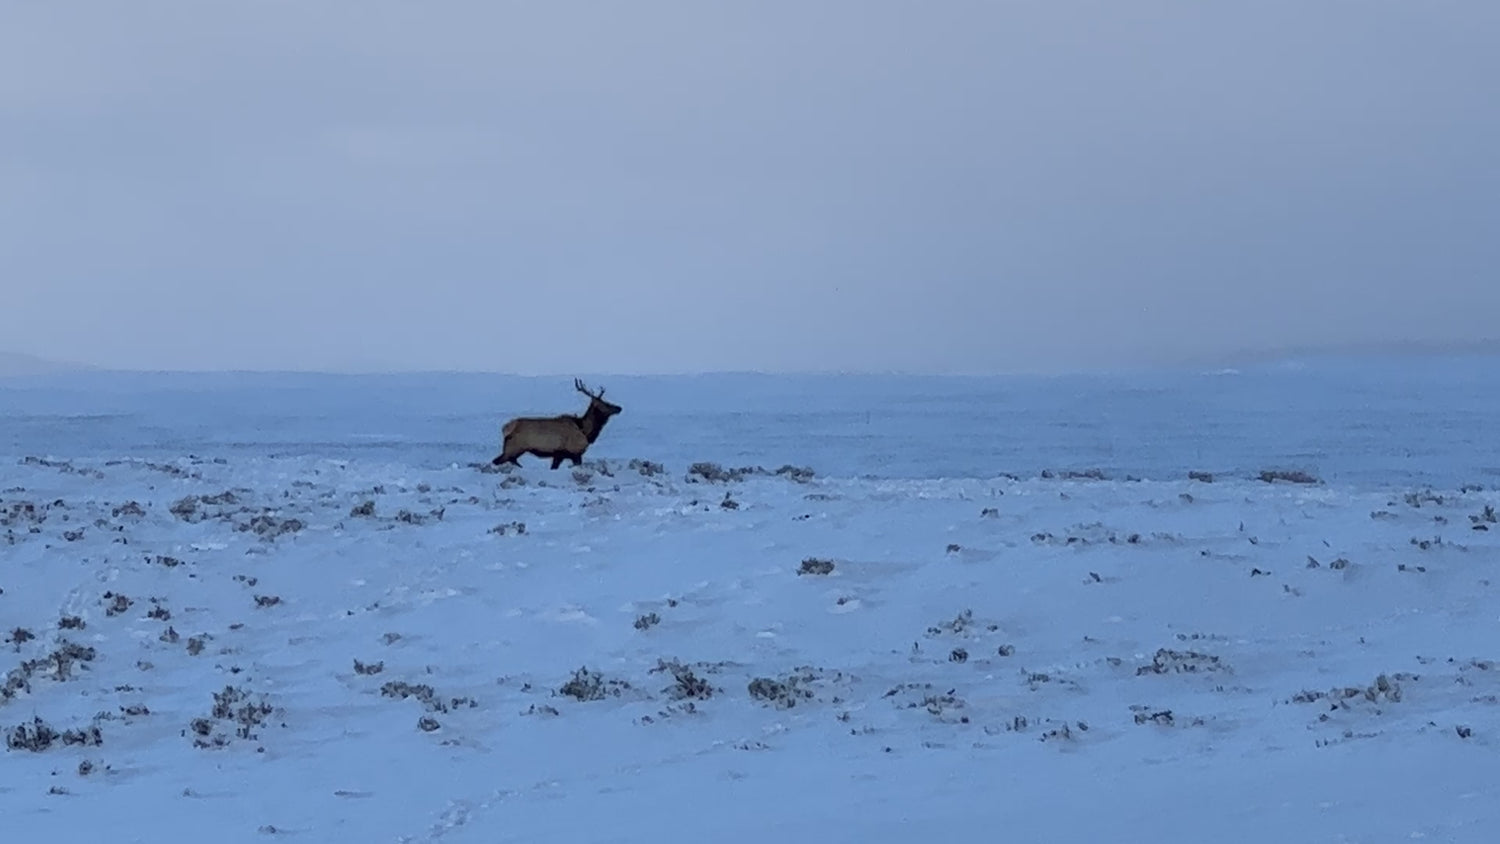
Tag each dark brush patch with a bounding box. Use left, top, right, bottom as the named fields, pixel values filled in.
left=103, top=592, right=133, bottom=617
left=650, top=659, right=719, bottom=701
left=557, top=667, right=632, bottom=703
left=1133, top=707, right=1175, bottom=726
left=20, top=457, right=104, bottom=479
left=189, top=684, right=277, bottom=747
left=1038, top=720, right=1089, bottom=743
left=1401, top=490, right=1446, bottom=509
left=748, top=677, right=809, bottom=708
left=5, top=717, right=102, bottom=752
left=1136, top=648, right=1227, bottom=676
left=628, top=458, right=666, bottom=477
left=925, top=608, right=1000, bottom=639
left=1040, top=468, right=1107, bottom=481
left=748, top=667, right=839, bottom=709
left=774, top=465, right=816, bottom=482
left=143, top=461, right=195, bottom=478
left=686, top=462, right=775, bottom=483
left=884, top=683, right=969, bottom=723
left=112, top=501, right=147, bottom=518
left=5, top=718, right=58, bottom=751
left=1292, top=673, right=1412, bottom=710
left=14, top=640, right=97, bottom=687
left=380, top=680, right=474, bottom=713
left=1259, top=469, right=1321, bottom=485
left=798, top=557, right=835, bottom=576
left=353, top=659, right=384, bottom=676
left=395, top=508, right=445, bottom=525
left=238, top=513, right=305, bottom=540
left=1, top=500, right=46, bottom=528
left=169, top=496, right=204, bottom=522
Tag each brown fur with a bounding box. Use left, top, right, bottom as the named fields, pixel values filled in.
left=492, top=379, right=623, bottom=469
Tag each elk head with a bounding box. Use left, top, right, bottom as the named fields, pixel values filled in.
left=573, top=379, right=621, bottom=413
left=575, top=378, right=623, bottom=426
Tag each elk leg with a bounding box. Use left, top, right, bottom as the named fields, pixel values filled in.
left=550, top=455, right=564, bottom=470
left=569, top=454, right=583, bottom=467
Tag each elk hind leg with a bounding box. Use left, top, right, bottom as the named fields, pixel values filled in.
left=492, top=439, right=523, bottom=466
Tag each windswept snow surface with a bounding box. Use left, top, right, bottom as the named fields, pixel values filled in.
left=2, top=360, right=1499, bottom=843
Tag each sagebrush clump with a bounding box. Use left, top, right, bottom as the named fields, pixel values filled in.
left=798, top=557, right=835, bottom=576
left=558, top=667, right=631, bottom=702
left=1259, top=469, right=1321, bottom=485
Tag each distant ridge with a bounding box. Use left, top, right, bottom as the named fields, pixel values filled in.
left=0, top=351, right=96, bottom=377
left=5, top=339, right=1497, bottom=380
left=1189, top=339, right=1500, bottom=370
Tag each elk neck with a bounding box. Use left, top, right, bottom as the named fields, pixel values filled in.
left=574, top=402, right=613, bottom=444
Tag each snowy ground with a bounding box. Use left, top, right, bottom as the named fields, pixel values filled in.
left=3, top=365, right=1499, bottom=843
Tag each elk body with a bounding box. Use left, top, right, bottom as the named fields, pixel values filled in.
left=491, top=379, right=623, bottom=469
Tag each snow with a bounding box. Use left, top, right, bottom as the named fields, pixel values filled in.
left=2, top=358, right=1499, bottom=843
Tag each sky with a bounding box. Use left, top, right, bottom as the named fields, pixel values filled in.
left=2, top=1, right=1498, bottom=376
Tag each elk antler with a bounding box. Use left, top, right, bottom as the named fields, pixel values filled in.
left=574, top=378, right=604, bottom=399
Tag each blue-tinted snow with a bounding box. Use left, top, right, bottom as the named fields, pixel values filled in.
left=1, top=355, right=1497, bottom=843
left=5, top=353, right=1500, bottom=488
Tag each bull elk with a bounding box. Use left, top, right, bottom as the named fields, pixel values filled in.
left=491, top=379, right=623, bottom=469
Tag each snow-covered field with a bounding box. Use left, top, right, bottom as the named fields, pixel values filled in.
left=3, top=360, right=1499, bottom=843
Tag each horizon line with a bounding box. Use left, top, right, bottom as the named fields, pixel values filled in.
left=5, top=339, right=1500, bottom=380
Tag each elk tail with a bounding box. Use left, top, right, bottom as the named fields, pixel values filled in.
left=502, top=419, right=520, bottom=438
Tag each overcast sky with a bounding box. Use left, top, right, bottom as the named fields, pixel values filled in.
left=2, top=1, right=1497, bottom=375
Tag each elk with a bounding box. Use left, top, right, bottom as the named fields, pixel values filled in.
left=491, top=379, right=623, bottom=469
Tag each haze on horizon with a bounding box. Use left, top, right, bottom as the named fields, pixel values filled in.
left=2, top=2, right=1497, bottom=377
